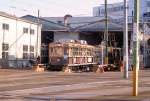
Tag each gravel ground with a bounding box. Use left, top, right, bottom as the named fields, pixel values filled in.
left=0, top=69, right=149, bottom=101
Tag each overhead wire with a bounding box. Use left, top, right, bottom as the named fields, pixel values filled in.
left=7, top=0, right=57, bottom=16
left=6, top=0, right=101, bottom=16
left=4, top=0, right=144, bottom=17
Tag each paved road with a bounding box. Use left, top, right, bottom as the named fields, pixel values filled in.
left=0, top=69, right=150, bottom=101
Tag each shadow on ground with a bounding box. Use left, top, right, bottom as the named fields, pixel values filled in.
left=24, top=96, right=141, bottom=101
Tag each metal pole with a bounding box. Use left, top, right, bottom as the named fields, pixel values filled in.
left=102, top=46, right=104, bottom=65
left=36, top=10, right=40, bottom=58
left=104, top=0, right=108, bottom=64
left=29, top=25, right=31, bottom=60
left=132, top=0, right=140, bottom=96
left=15, top=19, right=18, bottom=67
left=143, top=23, right=146, bottom=68
left=123, top=0, right=129, bottom=78
left=2, top=24, right=5, bottom=58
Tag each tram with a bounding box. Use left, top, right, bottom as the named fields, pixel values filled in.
left=48, top=40, right=122, bottom=72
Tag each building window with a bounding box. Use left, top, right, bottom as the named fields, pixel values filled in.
left=30, top=46, right=34, bottom=52
left=2, top=52, right=8, bottom=59
left=2, top=43, right=9, bottom=59
left=23, top=45, right=28, bottom=59
left=99, top=4, right=124, bottom=15
left=30, top=53, right=34, bottom=59
left=101, top=9, right=105, bottom=14
left=23, top=45, right=28, bottom=52
left=23, top=45, right=34, bottom=59
left=23, top=53, right=28, bottom=59
left=2, top=23, right=9, bottom=30
left=23, top=28, right=28, bottom=34
left=2, top=43, right=9, bottom=51
left=30, top=45, right=34, bottom=59
left=147, top=1, right=150, bottom=7
left=120, top=5, right=124, bottom=10
left=30, top=29, right=35, bottom=35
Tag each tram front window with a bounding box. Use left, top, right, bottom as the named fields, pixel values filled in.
left=50, top=47, right=63, bottom=56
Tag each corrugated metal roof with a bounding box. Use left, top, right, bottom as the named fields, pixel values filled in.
left=75, top=20, right=133, bottom=32
left=21, top=15, right=68, bottom=31
left=22, top=15, right=133, bottom=32
left=43, top=17, right=104, bottom=28
left=0, top=11, right=38, bottom=25
left=43, top=16, right=133, bottom=32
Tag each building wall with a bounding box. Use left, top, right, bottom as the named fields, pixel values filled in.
left=54, top=32, right=79, bottom=42
left=0, top=15, right=41, bottom=68
left=93, top=0, right=147, bottom=20
left=93, top=2, right=124, bottom=18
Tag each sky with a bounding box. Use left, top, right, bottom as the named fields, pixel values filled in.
left=0, top=0, right=123, bottom=17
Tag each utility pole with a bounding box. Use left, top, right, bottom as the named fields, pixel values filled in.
left=123, top=0, right=129, bottom=79
left=104, top=0, right=108, bottom=64
left=132, top=0, right=140, bottom=96
left=36, top=10, right=40, bottom=60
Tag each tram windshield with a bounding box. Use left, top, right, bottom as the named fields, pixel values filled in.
left=49, top=47, right=63, bottom=56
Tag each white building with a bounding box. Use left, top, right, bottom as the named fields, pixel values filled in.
left=93, top=0, right=150, bottom=22
left=0, top=12, right=41, bottom=68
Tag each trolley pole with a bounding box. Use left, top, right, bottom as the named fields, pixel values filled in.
left=104, top=0, right=108, bottom=64
left=123, top=0, right=129, bottom=79
left=132, top=0, right=140, bottom=96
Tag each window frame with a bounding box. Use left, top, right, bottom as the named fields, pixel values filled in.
left=2, top=43, right=9, bottom=59
left=30, top=29, right=35, bottom=35
left=2, top=23, right=9, bottom=31
left=23, top=45, right=28, bottom=52
left=23, top=28, right=29, bottom=34
left=23, top=45, right=28, bottom=59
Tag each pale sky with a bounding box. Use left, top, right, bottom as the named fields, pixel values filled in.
left=0, top=0, right=123, bottom=17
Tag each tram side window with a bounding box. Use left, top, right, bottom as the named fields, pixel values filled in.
left=70, top=48, right=73, bottom=56
left=72, top=48, right=75, bottom=56
left=81, top=48, right=83, bottom=55
left=79, top=48, right=81, bottom=55
left=77, top=48, right=79, bottom=56
left=50, top=48, right=53, bottom=56
left=84, top=48, right=87, bottom=56
left=64, top=47, right=68, bottom=55
left=93, top=50, right=97, bottom=56
left=92, top=49, right=94, bottom=56
left=88, top=49, right=91, bottom=56
left=73, top=48, right=78, bottom=56
left=87, top=49, right=90, bottom=56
